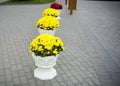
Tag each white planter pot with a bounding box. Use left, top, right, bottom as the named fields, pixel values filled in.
left=38, top=28, right=56, bottom=35
left=32, top=53, right=59, bottom=80
left=57, top=9, right=63, bottom=14
left=56, top=16, right=61, bottom=20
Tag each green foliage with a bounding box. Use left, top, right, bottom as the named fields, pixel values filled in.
left=0, top=0, right=55, bottom=4
left=10, top=0, right=31, bottom=2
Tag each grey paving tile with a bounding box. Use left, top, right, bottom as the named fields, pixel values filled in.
left=79, top=71, right=88, bottom=79
left=84, top=71, right=94, bottom=78
left=84, top=78, right=96, bottom=86
left=5, top=68, right=11, bottom=75
left=0, top=1, right=120, bottom=86
left=0, top=76, right=5, bottom=83
left=0, top=82, right=6, bottom=86
left=44, top=80, right=52, bottom=86
left=61, top=74, right=69, bottom=81
left=35, top=78, right=44, bottom=85
left=91, top=77, right=101, bottom=86
left=21, top=83, right=30, bottom=86
left=0, top=70, right=4, bottom=76
left=81, top=83, right=89, bottom=86
left=18, top=70, right=25, bottom=76
left=20, top=76, right=28, bottom=84
left=28, top=79, right=36, bottom=86
left=56, top=76, right=64, bottom=82
left=5, top=75, right=12, bottom=82
left=69, top=76, right=79, bottom=84
left=59, top=82, right=67, bottom=86
left=6, top=82, right=14, bottom=86
left=0, top=64, right=4, bottom=69
left=65, top=80, right=74, bottom=86
left=13, top=77, right=21, bottom=85
left=11, top=65, right=17, bottom=71
left=24, top=66, right=31, bottom=73
left=51, top=79, right=59, bottom=86
left=12, top=70, right=19, bottom=77
left=25, top=72, right=34, bottom=80
left=76, top=75, right=85, bottom=83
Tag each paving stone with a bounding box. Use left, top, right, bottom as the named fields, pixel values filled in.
left=44, top=80, right=52, bottom=86
left=13, top=77, right=21, bottom=85
left=91, top=77, right=101, bottom=85
left=6, top=82, right=14, bottom=86
left=18, top=70, right=25, bottom=76
left=12, top=70, right=19, bottom=77
left=81, top=83, right=89, bottom=86
left=56, top=76, right=64, bottom=82
left=11, top=65, right=17, bottom=71
left=20, top=76, right=28, bottom=84
left=24, top=66, right=31, bottom=73
left=64, top=69, right=73, bottom=77
left=10, top=60, right=16, bottom=65
left=5, top=75, right=12, bottom=82
left=16, top=64, right=23, bottom=70
left=59, top=82, right=67, bottom=86
left=76, top=75, right=85, bottom=83
left=69, top=69, right=79, bottom=76
left=5, top=68, right=11, bottom=75
left=21, top=83, right=30, bottom=86
left=65, top=81, right=74, bottom=86
left=0, top=70, right=4, bottom=76
left=75, top=83, right=82, bottom=86
left=28, top=79, right=36, bottom=86
left=79, top=71, right=88, bottom=79
left=35, top=79, right=44, bottom=85
left=51, top=79, right=59, bottom=86
left=84, top=71, right=94, bottom=78
left=0, top=76, right=5, bottom=83
left=4, top=63, right=10, bottom=68
left=79, top=65, right=87, bottom=71
left=0, top=82, right=6, bottom=86
left=84, top=78, right=96, bottom=86
left=0, top=1, right=120, bottom=86
left=25, top=72, right=34, bottom=80
left=0, top=64, right=4, bottom=69
left=70, top=76, right=79, bottom=84
left=61, top=74, right=69, bottom=81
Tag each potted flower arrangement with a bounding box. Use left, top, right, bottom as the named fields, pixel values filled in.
left=50, top=2, right=63, bottom=14
left=30, top=34, right=64, bottom=80
left=36, top=16, right=60, bottom=35
left=42, top=8, right=61, bottom=20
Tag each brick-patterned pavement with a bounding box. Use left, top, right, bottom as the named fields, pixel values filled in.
left=0, top=0, right=120, bottom=86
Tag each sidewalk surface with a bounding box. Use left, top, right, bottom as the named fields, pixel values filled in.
left=0, top=0, right=120, bottom=86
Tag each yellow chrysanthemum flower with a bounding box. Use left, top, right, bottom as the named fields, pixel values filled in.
left=30, top=34, right=64, bottom=57
left=36, top=16, right=60, bottom=30
left=42, top=8, right=60, bottom=17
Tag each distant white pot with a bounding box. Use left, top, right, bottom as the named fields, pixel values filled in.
left=32, top=53, right=59, bottom=80
left=57, top=9, right=63, bottom=14
left=56, top=16, right=61, bottom=20
left=38, top=28, right=56, bottom=35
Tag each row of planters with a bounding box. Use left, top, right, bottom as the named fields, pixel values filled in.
left=29, top=2, right=64, bottom=80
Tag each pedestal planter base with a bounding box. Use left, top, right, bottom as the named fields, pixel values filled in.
left=34, top=67, right=57, bottom=80
left=32, top=53, right=59, bottom=80
left=38, top=29, right=56, bottom=35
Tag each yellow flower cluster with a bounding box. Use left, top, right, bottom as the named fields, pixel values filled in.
left=42, top=8, right=60, bottom=17
left=36, top=16, right=60, bottom=30
left=30, top=34, right=64, bottom=57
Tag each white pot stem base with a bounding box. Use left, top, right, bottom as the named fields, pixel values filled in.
left=34, top=67, right=57, bottom=80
